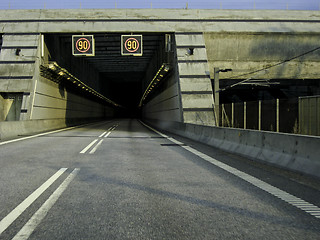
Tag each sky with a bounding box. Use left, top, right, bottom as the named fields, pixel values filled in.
left=0, top=0, right=319, bottom=10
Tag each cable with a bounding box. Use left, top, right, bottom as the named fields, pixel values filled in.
left=227, top=46, right=320, bottom=80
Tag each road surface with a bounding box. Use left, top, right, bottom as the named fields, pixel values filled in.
left=0, top=119, right=320, bottom=239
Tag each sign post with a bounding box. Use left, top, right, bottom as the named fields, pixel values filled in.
left=121, top=35, right=143, bottom=56
left=72, top=35, right=95, bottom=56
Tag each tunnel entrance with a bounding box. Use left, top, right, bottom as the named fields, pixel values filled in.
left=44, top=33, right=173, bottom=118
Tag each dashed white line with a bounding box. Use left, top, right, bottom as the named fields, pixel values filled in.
left=80, top=124, right=117, bottom=154
left=141, top=121, right=320, bottom=219
left=89, top=139, right=104, bottom=154
left=80, top=139, right=98, bottom=154
left=105, top=132, right=111, bottom=138
left=12, top=168, right=80, bottom=240
left=99, top=131, right=108, bottom=138
left=0, top=168, right=67, bottom=235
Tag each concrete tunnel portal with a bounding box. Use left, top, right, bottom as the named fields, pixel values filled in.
left=1, top=9, right=320, bottom=139
left=43, top=32, right=174, bottom=118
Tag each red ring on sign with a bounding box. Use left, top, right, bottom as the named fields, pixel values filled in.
left=76, top=38, right=91, bottom=53
left=125, top=38, right=140, bottom=53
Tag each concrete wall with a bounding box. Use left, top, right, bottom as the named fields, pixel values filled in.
left=0, top=33, right=114, bottom=140
left=142, top=81, right=182, bottom=122
left=1, top=9, right=320, bottom=135
left=142, top=32, right=216, bottom=126
left=142, top=36, right=183, bottom=122
left=145, top=119, right=320, bottom=178
left=32, top=36, right=114, bottom=122
left=45, top=35, right=101, bottom=91
left=204, top=32, right=320, bottom=81
left=0, top=34, right=37, bottom=93
left=33, top=76, right=114, bottom=121
left=0, top=33, right=39, bottom=121
left=1, top=9, right=319, bottom=33
left=175, top=33, right=215, bottom=126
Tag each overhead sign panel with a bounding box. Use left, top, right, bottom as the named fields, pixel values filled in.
left=121, top=35, right=143, bottom=56
left=72, top=35, right=95, bottom=56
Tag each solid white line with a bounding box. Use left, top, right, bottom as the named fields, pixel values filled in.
left=139, top=120, right=168, bottom=138
left=105, top=132, right=111, bottom=138
left=89, top=139, right=104, bottom=154
left=0, top=168, right=67, bottom=235
left=141, top=121, right=320, bottom=220
left=12, top=168, right=80, bottom=240
left=0, top=121, right=112, bottom=146
left=80, top=139, right=98, bottom=154
left=0, top=127, right=78, bottom=146
left=99, top=131, right=108, bottom=138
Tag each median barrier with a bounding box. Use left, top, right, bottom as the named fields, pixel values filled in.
left=145, top=119, right=320, bottom=178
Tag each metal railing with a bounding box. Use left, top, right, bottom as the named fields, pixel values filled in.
left=219, top=98, right=304, bottom=135
left=299, top=95, right=320, bottom=136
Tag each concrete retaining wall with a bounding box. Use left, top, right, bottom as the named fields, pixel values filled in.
left=145, top=119, right=320, bottom=178
left=142, top=83, right=182, bottom=122
left=175, top=32, right=215, bottom=126
left=33, top=76, right=114, bottom=120
left=142, top=34, right=183, bottom=123
left=204, top=32, right=320, bottom=81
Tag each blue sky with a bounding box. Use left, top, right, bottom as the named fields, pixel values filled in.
left=0, top=0, right=319, bottom=10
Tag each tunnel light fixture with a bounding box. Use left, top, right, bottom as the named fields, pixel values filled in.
left=40, top=61, right=123, bottom=108
left=48, top=63, right=56, bottom=70
left=138, top=63, right=171, bottom=108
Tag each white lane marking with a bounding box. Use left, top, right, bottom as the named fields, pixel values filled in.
left=0, top=121, right=110, bottom=146
left=0, top=168, right=67, bottom=235
left=99, top=131, right=108, bottom=138
left=104, top=124, right=118, bottom=138
left=80, top=139, right=98, bottom=154
left=141, top=121, right=320, bottom=219
left=139, top=121, right=167, bottom=138
left=12, top=168, right=80, bottom=240
left=0, top=121, right=115, bottom=146
left=0, top=127, right=79, bottom=146
left=99, top=124, right=118, bottom=138
left=89, top=139, right=104, bottom=154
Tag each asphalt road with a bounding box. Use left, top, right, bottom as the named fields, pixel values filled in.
left=0, top=119, right=320, bottom=239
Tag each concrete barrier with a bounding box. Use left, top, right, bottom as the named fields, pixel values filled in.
left=145, top=119, right=320, bottom=178
left=0, top=118, right=103, bottom=141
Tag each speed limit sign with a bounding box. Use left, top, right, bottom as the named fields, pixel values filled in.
left=121, top=35, right=143, bottom=56
left=72, top=35, right=95, bottom=56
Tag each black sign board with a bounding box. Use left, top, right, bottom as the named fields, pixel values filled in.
left=121, top=35, right=143, bottom=56
left=72, top=35, right=95, bottom=56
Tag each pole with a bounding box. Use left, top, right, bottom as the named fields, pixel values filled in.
left=276, top=99, right=280, bottom=132
left=222, top=104, right=225, bottom=126
left=214, top=67, right=220, bottom=127
left=244, top=101, right=247, bottom=129
left=232, top=102, right=234, bottom=128
left=258, top=100, right=261, bottom=130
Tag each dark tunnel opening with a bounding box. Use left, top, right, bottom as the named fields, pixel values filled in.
left=44, top=33, right=173, bottom=119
